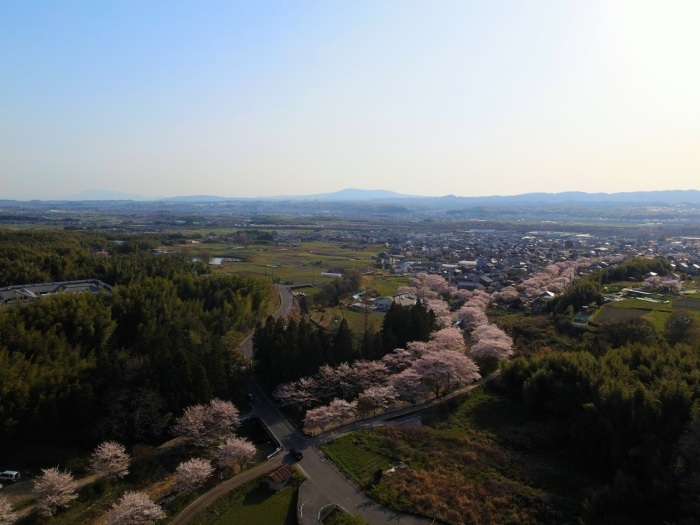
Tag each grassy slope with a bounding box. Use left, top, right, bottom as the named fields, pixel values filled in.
left=189, top=472, right=303, bottom=525
left=322, top=387, right=600, bottom=525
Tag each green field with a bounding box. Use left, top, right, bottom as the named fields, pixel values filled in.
left=170, top=237, right=411, bottom=331
left=177, top=240, right=391, bottom=285
left=591, top=297, right=700, bottom=331
left=592, top=307, right=649, bottom=324
left=189, top=471, right=304, bottom=525
left=322, top=435, right=394, bottom=486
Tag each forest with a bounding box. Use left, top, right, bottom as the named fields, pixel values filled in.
left=497, top=314, right=700, bottom=522
left=0, top=230, right=276, bottom=455
left=252, top=299, right=436, bottom=389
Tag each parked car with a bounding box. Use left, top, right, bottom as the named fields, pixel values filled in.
left=290, top=449, right=303, bottom=461
left=0, top=471, right=20, bottom=483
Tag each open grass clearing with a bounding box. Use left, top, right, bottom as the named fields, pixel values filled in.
left=311, top=307, right=383, bottom=334
left=605, top=298, right=672, bottom=310
left=642, top=310, right=673, bottom=331
left=188, top=470, right=304, bottom=525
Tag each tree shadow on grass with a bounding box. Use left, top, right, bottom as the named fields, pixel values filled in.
left=242, top=482, right=272, bottom=505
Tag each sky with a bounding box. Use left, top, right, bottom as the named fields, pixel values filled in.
left=1, top=1, right=699, bottom=200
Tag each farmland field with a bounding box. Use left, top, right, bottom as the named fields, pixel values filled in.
left=321, top=435, right=394, bottom=486
left=174, top=239, right=394, bottom=285
left=591, top=296, right=700, bottom=330
left=592, top=307, right=648, bottom=324
left=673, top=297, right=700, bottom=311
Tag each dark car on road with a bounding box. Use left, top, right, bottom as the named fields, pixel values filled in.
left=290, top=449, right=303, bottom=461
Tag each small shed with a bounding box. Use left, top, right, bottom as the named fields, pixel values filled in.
left=267, top=465, right=295, bottom=491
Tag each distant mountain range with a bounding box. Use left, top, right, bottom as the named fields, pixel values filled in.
left=63, top=189, right=161, bottom=201
left=57, top=188, right=700, bottom=205
left=266, top=188, right=416, bottom=201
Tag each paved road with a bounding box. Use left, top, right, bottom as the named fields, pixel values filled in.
left=239, top=284, right=294, bottom=359
left=170, top=456, right=284, bottom=525
left=172, top=284, right=433, bottom=524
left=247, top=379, right=433, bottom=525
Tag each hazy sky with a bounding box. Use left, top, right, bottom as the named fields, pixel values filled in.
left=2, top=1, right=699, bottom=200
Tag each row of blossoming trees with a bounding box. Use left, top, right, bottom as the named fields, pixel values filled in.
left=0, top=399, right=255, bottom=525
left=274, top=273, right=501, bottom=432
left=274, top=256, right=630, bottom=433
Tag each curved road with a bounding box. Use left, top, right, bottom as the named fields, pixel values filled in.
left=172, top=285, right=432, bottom=524
left=238, top=284, right=295, bottom=360
left=247, top=378, right=432, bottom=525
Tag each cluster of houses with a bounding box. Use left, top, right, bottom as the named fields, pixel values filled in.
left=350, top=232, right=700, bottom=315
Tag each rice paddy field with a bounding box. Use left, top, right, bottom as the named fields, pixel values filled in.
left=175, top=239, right=391, bottom=285
left=170, top=236, right=411, bottom=330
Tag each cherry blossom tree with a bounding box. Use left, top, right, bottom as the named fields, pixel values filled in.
left=470, top=338, right=514, bottom=360
left=315, top=364, right=341, bottom=399
left=174, top=458, right=213, bottom=493
left=661, top=279, right=681, bottom=292
left=33, top=467, right=79, bottom=517
left=390, top=368, right=423, bottom=402
left=457, top=306, right=488, bottom=331
left=172, top=404, right=209, bottom=444
left=471, top=324, right=512, bottom=345
left=303, top=405, right=337, bottom=430
left=208, top=398, right=241, bottom=436
left=357, top=385, right=398, bottom=414
left=643, top=275, right=664, bottom=289
left=380, top=348, right=415, bottom=373
left=0, top=496, right=18, bottom=525
left=273, top=379, right=319, bottom=407
left=423, top=274, right=450, bottom=296
left=425, top=299, right=451, bottom=318
left=430, top=327, right=467, bottom=352
left=303, top=399, right=357, bottom=430
left=467, top=290, right=492, bottom=309
left=106, top=491, right=165, bottom=525
left=407, top=328, right=466, bottom=354
left=328, top=398, right=357, bottom=421
left=469, top=320, right=513, bottom=361
left=451, top=288, right=473, bottom=302
left=276, top=360, right=391, bottom=407
left=215, top=437, right=257, bottom=473
left=89, top=440, right=130, bottom=479
left=172, top=399, right=240, bottom=447
left=406, top=340, right=432, bottom=354
left=409, top=350, right=480, bottom=398
left=396, top=286, right=419, bottom=296
left=344, top=360, right=389, bottom=398
left=493, top=286, right=519, bottom=303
